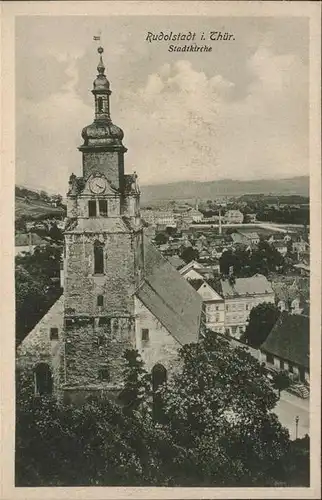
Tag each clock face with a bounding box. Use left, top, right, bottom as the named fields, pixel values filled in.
left=89, top=176, right=107, bottom=194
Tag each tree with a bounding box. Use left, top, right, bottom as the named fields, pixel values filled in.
left=154, top=233, right=168, bottom=245
left=16, top=335, right=308, bottom=487
left=272, top=370, right=291, bottom=397
left=15, top=243, right=62, bottom=345
left=241, top=302, right=280, bottom=348
left=121, top=349, right=151, bottom=413
left=48, top=222, right=63, bottom=242
left=180, top=246, right=199, bottom=264
left=157, top=332, right=290, bottom=486
left=219, top=248, right=251, bottom=277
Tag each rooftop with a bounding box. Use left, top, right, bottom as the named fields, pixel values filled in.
left=261, top=313, right=309, bottom=368
left=221, top=274, right=274, bottom=298
left=137, top=237, right=202, bottom=345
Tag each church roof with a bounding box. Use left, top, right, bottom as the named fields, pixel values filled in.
left=136, top=238, right=202, bottom=345
left=166, top=255, right=186, bottom=270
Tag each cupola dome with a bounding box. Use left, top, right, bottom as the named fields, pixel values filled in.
left=79, top=46, right=126, bottom=152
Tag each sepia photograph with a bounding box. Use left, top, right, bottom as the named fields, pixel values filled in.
left=1, top=1, right=321, bottom=499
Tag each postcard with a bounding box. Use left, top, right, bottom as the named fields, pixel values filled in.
left=1, top=1, right=321, bottom=499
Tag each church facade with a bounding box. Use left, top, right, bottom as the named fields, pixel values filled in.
left=17, top=47, right=202, bottom=404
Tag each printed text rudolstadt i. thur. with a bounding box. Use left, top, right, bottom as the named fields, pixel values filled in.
left=145, top=31, right=236, bottom=43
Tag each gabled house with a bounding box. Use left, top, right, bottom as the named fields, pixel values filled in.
left=260, top=313, right=309, bottom=383
left=179, top=260, right=205, bottom=281
left=188, top=279, right=225, bottom=334
left=231, top=231, right=260, bottom=246
left=272, top=240, right=288, bottom=256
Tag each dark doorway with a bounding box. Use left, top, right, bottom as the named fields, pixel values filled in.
left=35, top=363, right=53, bottom=396
left=152, top=364, right=167, bottom=422
left=152, top=363, right=167, bottom=391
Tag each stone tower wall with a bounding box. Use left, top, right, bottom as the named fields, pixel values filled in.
left=82, top=151, right=123, bottom=189
left=64, top=316, right=135, bottom=387
left=64, top=232, right=137, bottom=315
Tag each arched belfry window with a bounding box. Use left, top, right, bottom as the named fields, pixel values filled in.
left=34, top=363, right=53, bottom=396
left=97, top=97, right=103, bottom=113
left=94, top=240, right=104, bottom=275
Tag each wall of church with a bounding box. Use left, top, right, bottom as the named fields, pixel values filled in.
left=64, top=316, right=135, bottom=388
left=82, top=151, right=121, bottom=189
left=16, top=296, right=64, bottom=397
left=134, top=296, right=182, bottom=376
left=64, top=232, right=136, bottom=315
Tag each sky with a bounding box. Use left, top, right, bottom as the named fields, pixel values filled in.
left=15, top=16, right=309, bottom=194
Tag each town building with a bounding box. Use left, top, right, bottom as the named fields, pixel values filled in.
left=224, top=210, right=244, bottom=224
left=231, top=231, right=260, bottom=246
left=272, top=240, right=288, bottom=256
left=189, top=280, right=225, bottom=333
left=292, top=236, right=309, bottom=255
left=220, top=274, right=275, bottom=338
left=17, top=47, right=202, bottom=404
left=260, top=313, right=309, bottom=384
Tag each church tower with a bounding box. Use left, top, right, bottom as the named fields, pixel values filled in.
left=63, top=46, right=144, bottom=399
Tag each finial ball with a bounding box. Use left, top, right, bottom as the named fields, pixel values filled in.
left=98, top=46, right=104, bottom=54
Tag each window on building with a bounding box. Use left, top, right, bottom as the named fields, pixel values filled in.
left=246, top=304, right=249, bottom=310
left=97, top=295, right=104, bottom=307
left=99, top=199, right=108, bottom=216
left=215, top=314, right=220, bottom=323
left=65, top=318, right=73, bottom=329
left=94, top=240, right=104, bottom=274
left=88, top=200, right=97, bottom=217
left=97, top=335, right=106, bottom=346
left=99, top=316, right=110, bottom=327
left=288, top=363, right=294, bottom=373
left=215, top=306, right=219, bottom=311
left=98, top=366, right=109, bottom=381
left=226, top=305, right=229, bottom=311
left=50, top=327, right=59, bottom=340
left=97, top=97, right=103, bottom=113
left=280, top=359, right=284, bottom=370
left=34, top=363, right=53, bottom=396
left=141, top=328, right=149, bottom=341
left=266, top=353, right=274, bottom=364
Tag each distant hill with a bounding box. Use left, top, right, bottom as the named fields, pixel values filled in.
left=140, top=176, right=309, bottom=203
left=15, top=186, right=65, bottom=221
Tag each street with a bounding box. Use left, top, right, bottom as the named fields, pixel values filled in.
left=273, top=391, right=309, bottom=440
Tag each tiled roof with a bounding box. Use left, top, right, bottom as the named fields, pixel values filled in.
left=17, top=296, right=64, bottom=363
left=273, top=241, right=287, bottom=248
left=221, top=274, right=273, bottom=298
left=15, top=233, right=48, bottom=246
left=261, top=313, right=309, bottom=368
left=137, top=238, right=202, bottom=345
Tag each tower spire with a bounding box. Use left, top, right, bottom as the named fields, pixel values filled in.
left=97, top=46, right=105, bottom=75
left=91, top=45, right=111, bottom=122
